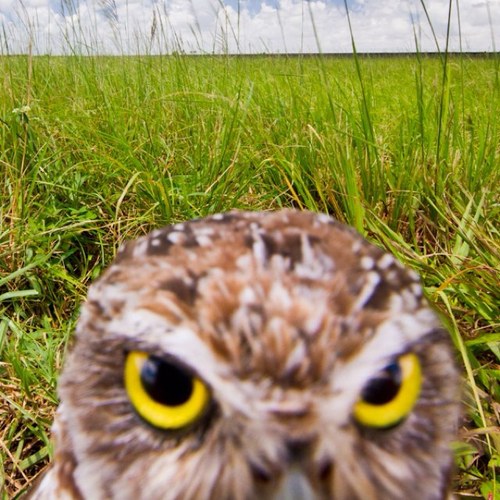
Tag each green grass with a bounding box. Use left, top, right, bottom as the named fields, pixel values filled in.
left=0, top=52, right=499, bottom=498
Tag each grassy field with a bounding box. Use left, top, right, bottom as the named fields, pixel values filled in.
left=0, top=52, right=499, bottom=498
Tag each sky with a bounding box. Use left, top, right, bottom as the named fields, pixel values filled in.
left=0, top=0, right=499, bottom=54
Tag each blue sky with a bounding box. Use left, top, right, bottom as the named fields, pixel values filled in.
left=1, top=0, right=498, bottom=54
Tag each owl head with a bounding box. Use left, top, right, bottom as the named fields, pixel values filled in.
left=31, top=210, right=460, bottom=500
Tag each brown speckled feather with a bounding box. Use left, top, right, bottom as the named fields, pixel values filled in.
left=29, top=210, right=460, bottom=500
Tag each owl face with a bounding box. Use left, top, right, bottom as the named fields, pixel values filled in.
left=33, top=210, right=460, bottom=500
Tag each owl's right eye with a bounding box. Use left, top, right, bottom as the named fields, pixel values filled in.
left=124, top=351, right=210, bottom=430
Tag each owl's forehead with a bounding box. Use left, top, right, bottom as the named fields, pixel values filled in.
left=111, top=210, right=420, bottom=307
left=115, top=210, right=348, bottom=267
left=87, top=210, right=428, bottom=386
left=115, top=210, right=392, bottom=273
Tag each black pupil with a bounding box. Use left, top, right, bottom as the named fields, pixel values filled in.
left=140, top=356, right=193, bottom=406
left=361, top=362, right=402, bottom=405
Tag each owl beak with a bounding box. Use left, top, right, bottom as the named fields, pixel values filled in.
left=274, top=469, right=317, bottom=500
left=271, top=437, right=320, bottom=499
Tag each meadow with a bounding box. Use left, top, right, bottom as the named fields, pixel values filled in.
left=0, top=52, right=499, bottom=497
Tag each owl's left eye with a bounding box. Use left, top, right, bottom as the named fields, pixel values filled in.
left=124, top=351, right=210, bottom=430
left=353, top=353, right=422, bottom=429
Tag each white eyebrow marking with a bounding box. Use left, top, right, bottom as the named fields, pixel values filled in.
left=114, top=308, right=260, bottom=419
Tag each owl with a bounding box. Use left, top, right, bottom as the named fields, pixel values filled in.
left=29, top=209, right=460, bottom=500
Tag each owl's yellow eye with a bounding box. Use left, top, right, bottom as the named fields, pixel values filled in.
left=353, top=353, right=422, bottom=429
left=124, top=351, right=210, bottom=430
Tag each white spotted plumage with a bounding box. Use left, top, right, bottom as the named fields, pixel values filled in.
left=29, top=209, right=460, bottom=500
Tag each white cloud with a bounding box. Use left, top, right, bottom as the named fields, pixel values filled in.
left=1, top=0, right=499, bottom=54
